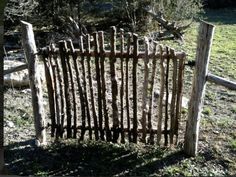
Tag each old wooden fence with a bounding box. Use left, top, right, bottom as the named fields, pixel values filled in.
left=41, top=27, right=186, bottom=145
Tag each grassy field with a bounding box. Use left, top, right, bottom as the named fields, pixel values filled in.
left=4, top=8, right=236, bottom=176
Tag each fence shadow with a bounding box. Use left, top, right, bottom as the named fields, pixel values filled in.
left=5, top=139, right=187, bottom=176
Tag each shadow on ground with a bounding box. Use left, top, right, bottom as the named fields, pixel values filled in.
left=204, top=8, right=236, bottom=25
left=5, top=139, right=187, bottom=176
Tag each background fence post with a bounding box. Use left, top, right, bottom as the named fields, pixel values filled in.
left=184, top=21, right=215, bottom=156
left=21, top=21, right=47, bottom=146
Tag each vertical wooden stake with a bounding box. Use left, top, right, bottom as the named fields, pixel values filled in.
left=141, top=37, right=149, bottom=143
left=0, top=3, right=6, bottom=171
left=184, top=22, right=215, bottom=156
left=132, top=33, right=138, bottom=143
left=85, top=34, right=99, bottom=140
left=49, top=44, right=61, bottom=139
left=79, top=36, right=92, bottom=140
left=126, top=33, right=132, bottom=142
left=21, top=21, right=47, bottom=145
left=157, top=45, right=165, bottom=145
left=120, top=29, right=125, bottom=143
left=169, top=49, right=177, bottom=145
left=42, top=49, right=56, bottom=137
left=148, top=41, right=158, bottom=144
left=59, top=41, right=72, bottom=138
left=164, top=47, right=170, bottom=146
left=66, top=40, right=78, bottom=139
left=110, top=26, right=119, bottom=143
left=53, top=45, right=65, bottom=138
left=175, top=55, right=185, bottom=145
left=93, top=32, right=104, bottom=140
left=98, top=31, right=111, bottom=142
left=68, top=40, right=86, bottom=140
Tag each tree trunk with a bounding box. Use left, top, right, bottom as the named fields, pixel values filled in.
left=21, top=21, right=47, bottom=146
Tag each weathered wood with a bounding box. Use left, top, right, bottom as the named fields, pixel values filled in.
left=21, top=21, right=47, bottom=145
left=52, top=44, right=65, bottom=138
left=40, top=48, right=186, bottom=61
left=66, top=40, right=78, bottom=139
left=68, top=40, right=86, bottom=140
left=169, top=49, right=178, bottom=145
left=66, top=125, right=170, bottom=135
left=132, top=33, right=138, bottom=143
left=141, top=37, right=150, bottom=143
left=164, top=47, right=170, bottom=146
left=207, top=73, right=236, bottom=90
left=184, top=22, right=215, bottom=156
left=175, top=55, right=185, bottom=145
left=4, top=63, right=28, bottom=75
left=49, top=44, right=61, bottom=139
left=110, top=26, right=119, bottom=143
left=79, top=36, right=92, bottom=140
left=93, top=32, right=104, bottom=140
left=98, top=31, right=111, bottom=142
left=120, top=29, right=125, bottom=143
left=85, top=34, right=99, bottom=140
left=0, top=3, right=6, bottom=171
left=59, top=41, right=72, bottom=138
left=157, top=45, right=165, bottom=145
left=126, top=33, right=132, bottom=142
left=42, top=49, right=56, bottom=137
left=148, top=42, right=158, bottom=144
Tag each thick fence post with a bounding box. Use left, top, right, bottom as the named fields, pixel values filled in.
left=184, top=22, right=215, bottom=156
left=21, top=21, right=47, bottom=145
left=0, top=1, right=7, bottom=173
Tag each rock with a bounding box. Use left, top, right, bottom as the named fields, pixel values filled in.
left=154, top=89, right=189, bottom=109
left=5, top=120, right=15, bottom=128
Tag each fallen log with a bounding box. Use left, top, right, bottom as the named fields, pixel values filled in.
left=4, top=63, right=27, bottom=75
left=207, top=73, right=236, bottom=90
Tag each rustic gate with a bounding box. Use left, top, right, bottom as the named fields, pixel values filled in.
left=41, top=26, right=186, bottom=146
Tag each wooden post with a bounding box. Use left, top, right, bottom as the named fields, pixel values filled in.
left=79, top=36, right=92, bottom=140
left=132, top=33, right=138, bottom=143
left=120, top=29, right=125, bottom=143
left=85, top=34, right=99, bottom=140
left=110, top=27, right=119, bottom=143
left=42, top=49, right=56, bottom=137
left=148, top=42, right=158, bottom=144
left=169, top=49, right=177, bottom=145
left=157, top=45, right=165, bottom=145
left=126, top=33, right=132, bottom=142
left=93, top=32, right=104, bottom=140
left=0, top=1, right=7, bottom=172
left=164, top=47, right=170, bottom=146
left=98, top=31, right=111, bottom=141
left=21, top=21, right=47, bottom=145
left=59, top=41, right=72, bottom=138
left=184, top=22, right=215, bottom=156
left=68, top=40, right=87, bottom=140
left=141, top=37, right=149, bottom=143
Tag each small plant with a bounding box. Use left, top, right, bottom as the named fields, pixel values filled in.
left=230, top=139, right=236, bottom=150
left=231, top=105, right=236, bottom=114
left=202, top=107, right=212, bottom=116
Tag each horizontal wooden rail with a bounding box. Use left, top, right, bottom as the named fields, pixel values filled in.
left=40, top=48, right=186, bottom=60
left=48, top=124, right=171, bottom=134
left=207, top=73, right=236, bottom=90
